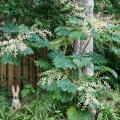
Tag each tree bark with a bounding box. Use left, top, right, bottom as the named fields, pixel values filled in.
left=84, top=0, right=94, bottom=76
left=75, top=0, right=96, bottom=119
left=74, top=0, right=94, bottom=76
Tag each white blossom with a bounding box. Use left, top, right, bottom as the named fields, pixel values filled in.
left=0, top=25, right=52, bottom=57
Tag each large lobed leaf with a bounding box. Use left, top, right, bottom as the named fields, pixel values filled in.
left=27, top=33, right=49, bottom=48
left=58, top=79, right=77, bottom=93
left=53, top=54, right=76, bottom=69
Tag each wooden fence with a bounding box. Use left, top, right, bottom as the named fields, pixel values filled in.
left=0, top=49, right=47, bottom=90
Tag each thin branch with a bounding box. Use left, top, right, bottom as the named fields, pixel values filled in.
left=81, top=35, right=93, bottom=57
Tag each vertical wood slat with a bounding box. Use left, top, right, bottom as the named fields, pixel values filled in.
left=0, top=65, right=7, bottom=87
left=22, top=58, right=28, bottom=85
left=14, top=65, right=21, bottom=85
left=0, top=49, right=48, bottom=89
left=36, top=50, right=40, bottom=83
left=26, top=58, right=29, bottom=83
left=8, top=65, right=14, bottom=90
left=29, top=59, right=33, bottom=84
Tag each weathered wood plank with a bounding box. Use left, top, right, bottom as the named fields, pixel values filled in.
left=0, top=49, right=48, bottom=89
left=8, top=64, right=14, bottom=90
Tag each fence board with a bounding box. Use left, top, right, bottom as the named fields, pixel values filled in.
left=22, top=58, right=28, bottom=85
left=8, top=65, right=14, bottom=90
left=14, top=65, right=21, bottom=85
left=0, top=65, right=7, bottom=87
left=0, top=49, right=47, bottom=89
left=29, top=58, right=33, bottom=84
left=0, top=60, right=40, bottom=89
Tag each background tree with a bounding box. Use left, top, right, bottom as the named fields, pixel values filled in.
left=74, top=0, right=94, bottom=76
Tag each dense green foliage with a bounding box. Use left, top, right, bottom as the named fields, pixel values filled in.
left=0, top=0, right=120, bottom=120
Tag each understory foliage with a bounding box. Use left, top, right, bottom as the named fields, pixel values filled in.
left=0, top=0, right=120, bottom=120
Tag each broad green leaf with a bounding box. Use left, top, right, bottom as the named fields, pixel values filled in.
left=73, top=57, right=91, bottom=68
left=58, top=79, right=77, bottom=93
left=53, top=55, right=76, bottom=69
left=0, top=54, right=20, bottom=64
left=69, top=31, right=88, bottom=40
left=89, top=53, right=107, bottom=65
left=55, top=26, right=72, bottom=37
left=18, top=24, right=30, bottom=33
left=35, top=58, right=51, bottom=69
left=27, top=33, right=49, bottom=48
left=0, top=23, right=19, bottom=34
left=68, top=17, right=82, bottom=25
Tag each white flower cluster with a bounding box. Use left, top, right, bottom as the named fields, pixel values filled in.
left=59, top=0, right=108, bottom=35
left=77, top=80, right=111, bottom=109
left=31, top=25, right=52, bottom=39
left=0, top=34, right=29, bottom=57
left=0, top=25, right=52, bottom=57
left=0, top=42, right=28, bottom=57
left=38, top=69, right=67, bottom=86
left=85, top=86, right=100, bottom=106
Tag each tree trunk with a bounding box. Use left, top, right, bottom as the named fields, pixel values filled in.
left=74, top=0, right=94, bottom=76
left=75, top=0, right=96, bottom=119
